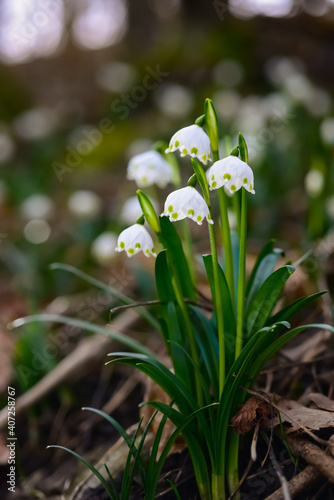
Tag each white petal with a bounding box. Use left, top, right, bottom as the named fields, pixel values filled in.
left=207, top=156, right=255, bottom=195
left=116, top=224, right=156, bottom=258
left=162, top=186, right=213, bottom=225
left=165, top=124, right=212, bottom=165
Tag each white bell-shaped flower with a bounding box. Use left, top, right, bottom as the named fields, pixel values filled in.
left=206, top=156, right=255, bottom=195
left=165, top=124, right=212, bottom=165
left=162, top=186, right=213, bottom=225
left=127, top=151, right=173, bottom=188
left=115, top=224, right=156, bottom=257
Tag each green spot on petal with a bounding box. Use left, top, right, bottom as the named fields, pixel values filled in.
left=197, top=215, right=202, bottom=222
left=175, top=140, right=180, bottom=147
left=231, top=185, right=236, bottom=191
left=168, top=205, right=173, bottom=213
left=188, top=209, right=195, bottom=216
left=146, top=249, right=149, bottom=254
left=191, top=147, right=198, bottom=154
left=128, top=248, right=134, bottom=254
left=211, top=174, right=215, bottom=180
left=135, top=243, right=141, bottom=249
left=212, top=181, right=217, bottom=188
left=182, top=148, right=188, bottom=155
left=172, top=212, right=178, bottom=219
left=141, top=177, right=147, bottom=184
left=243, top=178, right=247, bottom=184
left=208, top=214, right=212, bottom=220
left=249, top=183, right=253, bottom=191
left=151, top=248, right=155, bottom=253
left=202, top=154, right=207, bottom=161
left=223, top=173, right=231, bottom=180
left=120, top=241, right=125, bottom=249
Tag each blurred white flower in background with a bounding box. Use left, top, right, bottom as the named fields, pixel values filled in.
left=304, top=170, right=324, bottom=197
left=23, top=219, right=51, bottom=244
left=154, top=84, right=194, bottom=119
left=265, top=57, right=305, bottom=86
left=20, top=194, right=55, bottom=220
left=68, top=190, right=102, bottom=219
left=304, top=87, right=331, bottom=117
left=13, top=108, right=58, bottom=140
left=119, top=196, right=159, bottom=225
left=213, top=90, right=241, bottom=122
left=127, top=150, right=173, bottom=188
left=96, top=61, right=138, bottom=93
left=125, top=138, right=154, bottom=161
left=0, top=131, right=15, bottom=163
left=320, top=118, right=334, bottom=145
left=212, top=60, right=244, bottom=87
left=91, top=231, right=118, bottom=264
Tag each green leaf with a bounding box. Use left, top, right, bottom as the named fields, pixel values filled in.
left=266, top=291, right=326, bottom=328
left=159, top=216, right=195, bottom=300
left=9, top=314, right=154, bottom=356
left=49, top=262, right=161, bottom=331
left=46, top=445, right=115, bottom=499
left=245, top=240, right=284, bottom=303
left=244, top=265, right=294, bottom=339
left=155, top=250, right=176, bottom=303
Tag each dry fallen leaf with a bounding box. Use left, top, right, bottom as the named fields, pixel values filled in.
left=308, top=393, right=334, bottom=412
left=276, top=398, right=334, bottom=430
left=231, top=396, right=276, bottom=434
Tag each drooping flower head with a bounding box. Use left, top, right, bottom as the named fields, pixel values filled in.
left=206, top=156, right=255, bottom=195
left=115, top=223, right=156, bottom=257
left=127, top=150, right=173, bottom=188
left=165, top=124, right=212, bottom=165
left=162, top=186, right=213, bottom=225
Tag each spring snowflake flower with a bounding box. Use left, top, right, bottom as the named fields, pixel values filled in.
left=206, top=156, right=255, bottom=195
left=162, top=186, right=213, bottom=225
left=165, top=124, right=212, bottom=165
left=127, top=151, right=173, bottom=188
left=115, top=224, right=156, bottom=257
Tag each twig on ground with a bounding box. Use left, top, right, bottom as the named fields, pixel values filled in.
left=264, top=465, right=322, bottom=500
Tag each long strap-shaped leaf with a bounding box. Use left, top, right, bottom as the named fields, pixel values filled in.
left=244, top=265, right=294, bottom=339
left=50, top=262, right=161, bottom=331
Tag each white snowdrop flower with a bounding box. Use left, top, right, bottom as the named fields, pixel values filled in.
left=24, top=219, right=51, bottom=244
left=68, top=190, right=102, bottom=219
left=305, top=170, right=324, bottom=197
left=206, top=156, right=255, bottom=195
left=20, top=194, right=54, bottom=220
left=127, top=151, right=173, bottom=188
left=91, top=232, right=118, bottom=264
left=320, top=118, right=334, bottom=145
left=165, top=124, right=212, bottom=165
left=162, top=186, right=213, bottom=225
left=115, top=224, right=156, bottom=257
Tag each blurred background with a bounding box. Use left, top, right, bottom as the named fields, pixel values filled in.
left=0, top=0, right=334, bottom=390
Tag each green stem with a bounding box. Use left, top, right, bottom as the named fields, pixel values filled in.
left=212, top=474, right=225, bottom=500
left=218, top=188, right=235, bottom=310
left=208, top=220, right=225, bottom=395
left=235, top=188, right=247, bottom=360
left=227, top=433, right=240, bottom=499
left=232, top=191, right=241, bottom=235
